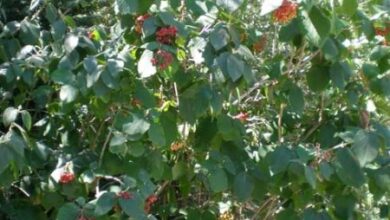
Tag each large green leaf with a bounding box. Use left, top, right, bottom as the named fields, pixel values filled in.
left=351, top=130, right=380, bottom=167
left=339, top=0, right=358, bottom=17
left=233, top=172, right=254, bottom=202
left=335, top=148, right=366, bottom=188
left=95, top=192, right=117, bottom=216
left=138, top=50, right=157, bottom=78
left=288, top=85, right=305, bottom=114
left=50, top=69, right=75, bottom=85
left=64, top=34, right=79, bottom=53
left=0, top=131, right=26, bottom=174
left=226, top=54, right=244, bottom=82
left=122, top=113, right=150, bottom=140
left=208, top=167, right=228, bottom=193
left=301, top=7, right=331, bottom=47
left=2, top=107, right=19, bottom=127
left=56, top=203, right=80, bottom=220
left=59, top=85, right=78, bottom=103
left=217, top=114, right=243, bottom=141
left=114, top=0, right=153, bottom=15
left=209, top=25, right=230, bottom=51
left=19, top=20, right=40, bottom=45
left=179, top=83, right=211, bottom=124
left=306, top=65, right=330, bottom=92
left=148, top=122, right=166, bottom=147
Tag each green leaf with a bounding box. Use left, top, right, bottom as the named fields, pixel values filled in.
left=216, top=0, right=244, bottom=12
left=64, top=34, right=79, bottom=53
left=59, top=85, right=78, bottom=103
left=118, top=193, right=147, bottom=219
left=267, top=146, right=295, bottom=174
left=122, top=114, right=150, bottom=140
left=20, top=110, right=32, bottom=131
left=217, top=114, right=243, bottom=141
left=19, top=20, right=40, bottom=45
left=362, top=63, right=380, bottom=79
left=107, top=59, right=124, bottom=78
left=319, top=162, right=334, bottom=181
left=370, top=46, right=390, bottom=61
left=56, top=203, right=80, bottom=220
left=335, top=148, right=366, bottom=188
left=45, top=4, right=58, bottom=24
left=321, top=38, right=339, bottom=61
left=51, top=69, right=75, bottom=85
left=233, top=172, right=254, bottom=202
left=208, top=167, right=228, bottom=193
left=84, top=56, right=101, bottom=88
left=172, top=162, right=187, bottom=180
left=260, top=0, right=284, bottom=15
left=179, top=83, right=211, bottom=124
left=304, top=166, right=317, bottom=189
left=134, top=81, right=156, bottom=108
left=138, top=50, right=156, bottom=78
left=351, top=130, right=380, bottom=167
left=301, top=7, right=331, bottom=47
left=209, top=25, right=230, bottom=51
left=340, top=0, right=358, bottom=17
left=288, top=85, right=305, bottom=114
left=2, top=107, right=19, bottom=127
left=148, top=122, right=166, bottom=147
left=226, top=54, right=244, bottom=82
left=303, top=208, right=332, bottom=220
left=306, top=65, right=330, bottom=92
left=368, top=166, right=390, bottom=192
left=95, top=192, right=117, bottom=216
left=330, top=61, right=352, bottom=90
left=115, top=0, right=153, bottom=15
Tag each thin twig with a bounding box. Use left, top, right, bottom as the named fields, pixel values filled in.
left=11, top=184, right=30, bottom=197
left=174, top=82, right=180, bottom=106
left=98, top=129, right=113, bottom=168
left=156, top=180, right=170, bottom=196
left=278, top=103, right=285, bottom=143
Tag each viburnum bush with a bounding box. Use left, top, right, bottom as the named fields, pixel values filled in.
left=1, top=0, right=390, bottom=219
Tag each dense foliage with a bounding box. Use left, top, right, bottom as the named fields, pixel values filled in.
left=1, top=0, right=390, bottom=219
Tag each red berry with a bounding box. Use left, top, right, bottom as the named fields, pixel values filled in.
left=273, top=0, right=298, bottom=24
left=144, top=194, right=158, bottom=213
left=118, top=191, right=133, bottom=200
left=135, top=14, right=151, bottom=34
left=156, top=26, right=177, bottom=44
left=151, top=50, right=174, bottom=70
left=59, top=171, right=75, bottom=184
left=233, top=112, right=249, bottom=122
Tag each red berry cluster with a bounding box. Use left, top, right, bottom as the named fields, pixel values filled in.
left=156, top=26, right=177, bottom=44
left=135, top=14, right=150, bottom=34
left=117, top=191, right=133, bottom=200
left=233, top=112, right=249, bottom=123
left=375, top=28, right=388, bottom=36
left=151, top=50, right=174, bottom=70
left=59, top=171, right=75, bottom=184
left=375, top=27, right=390, bottom=45
left=144, top=194, right=158, bottom=213
left=273, top=0, right=298, bottom=24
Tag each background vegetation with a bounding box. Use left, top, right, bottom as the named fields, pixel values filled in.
left=1, top=0, right=390, bottom=219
